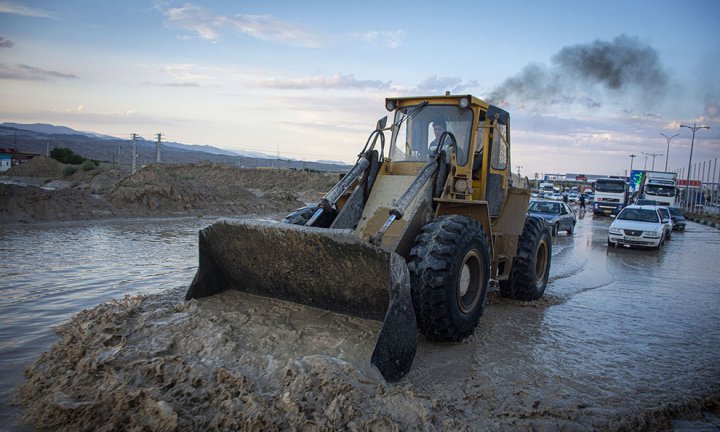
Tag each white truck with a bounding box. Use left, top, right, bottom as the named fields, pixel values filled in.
left=539, top=182, right=555, bottom=198
left=638, top=171, right=678, bottom=207
left=592, top=177, right=628, bottom=216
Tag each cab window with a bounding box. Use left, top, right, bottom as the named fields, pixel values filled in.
left=390, top=104, right=473, bottom=165
left=490, top=123, right=508, bottom=170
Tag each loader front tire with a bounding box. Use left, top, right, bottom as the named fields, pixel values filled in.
left=499, top=216, right=552, bottom=300
left=409, top=215, right=490, bottom=342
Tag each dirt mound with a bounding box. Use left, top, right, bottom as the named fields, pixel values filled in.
left=5, top=156, right=64, bottom=178
left=107, top=162, right=335, bottom=217
left=0, top=183, right=117, bottom=222
left=77, top=166, right=128, bottom=194
left=1, top=161, right=339, bottom=223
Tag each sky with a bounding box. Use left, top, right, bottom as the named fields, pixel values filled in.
left=1, top=0, right=719, bottom=178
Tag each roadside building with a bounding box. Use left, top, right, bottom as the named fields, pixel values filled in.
left=0, top=151, right=11, bottom=172
left=0, top=148, right=42, bottom=171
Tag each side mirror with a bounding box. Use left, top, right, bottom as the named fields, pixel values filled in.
left=376, top=116, right=388, bottom=131
left=662, top=218, right=670, bottom=223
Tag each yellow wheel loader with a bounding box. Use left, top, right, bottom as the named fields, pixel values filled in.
left=186, top=94, right=552, bottom=382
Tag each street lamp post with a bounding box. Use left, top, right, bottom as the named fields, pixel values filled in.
left=680, top=123, right=710, bottom=209
left=642, top=152, right=663, bottom=171
left=650, top=153, right=662, bottom=171
left=660, top=132, right=678, bottom=172
left=629, top=154, right=636, bottom=173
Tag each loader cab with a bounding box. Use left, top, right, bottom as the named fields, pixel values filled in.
left=385, top=95, right=512, bottom=207
left=388, top=102, right=473, bottom=165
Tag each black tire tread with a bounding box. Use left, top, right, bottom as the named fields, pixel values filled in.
left=409, top=215, right=490, bottom=342
left=499, top=216, right=552, bottom=301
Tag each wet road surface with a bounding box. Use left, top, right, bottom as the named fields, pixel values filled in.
left=1, top=215, right=719, bottom=430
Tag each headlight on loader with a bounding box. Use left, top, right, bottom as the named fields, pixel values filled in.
left=454, top=179, right=469, bottom=193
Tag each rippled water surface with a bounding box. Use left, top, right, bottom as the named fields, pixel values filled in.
left=0, top=218, right=211, bottom=429
left=1, top=215, right=719, bottom=430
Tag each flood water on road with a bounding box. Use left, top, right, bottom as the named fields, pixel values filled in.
left=1, top=215, right=719, bottom=430
left=410, top=215, right=720, bottom=428
left=0, top=218, right=208, bottom=430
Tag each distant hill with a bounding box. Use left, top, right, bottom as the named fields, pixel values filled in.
left=1, top=123, right=117, bottom=140
left=0, top=123, right=349, bottom=172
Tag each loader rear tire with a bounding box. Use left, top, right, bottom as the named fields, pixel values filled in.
left=282, top=205, right=338, bottom=228
left=499, top=216, right=552, bottom=300
left=281, top=206, right=315, bottom=225
left=409, top=215, right=490, bottom=342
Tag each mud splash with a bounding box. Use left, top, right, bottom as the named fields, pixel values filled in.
left=16, top=283, right=718, bottom=431
left=15, top=289, right=440, bottom=431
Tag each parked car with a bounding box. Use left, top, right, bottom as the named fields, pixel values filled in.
left=668, top=207, right=687, bottom=231
left=568, top=192, right=580, bottom=202
left=528, top=200, right=576, bottom=236
left=607, top=205, right=666, bottom=249
left=655, top=206, right=673, bottom=239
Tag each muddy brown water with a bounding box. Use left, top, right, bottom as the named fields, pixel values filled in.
left=1, top=216, right=719, bottom=430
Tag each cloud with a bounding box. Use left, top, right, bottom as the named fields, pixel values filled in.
left=0, top=63, right=78, bottom=80
left=0, top=1, right=52, bottom=18
left=147, top=63, right=225, bottom=87
left=488, top=35, right=669, bottom=110
left=160, top=3, right=322, bottom=48
left=412, top=76, right=479, bottom=94
left=143, top=81, right=200, bottom=87
left=703, top=100, right=719, bottom=119
left=252, top=73, right=391, bottom=90
left=354, top=30, right=406, bottom=48
left=0, top=37, right=13, bottom=48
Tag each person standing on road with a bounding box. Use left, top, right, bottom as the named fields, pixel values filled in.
left=578, top=193, right=586, bottom=218
left=563, top=193, right=569, bottom=204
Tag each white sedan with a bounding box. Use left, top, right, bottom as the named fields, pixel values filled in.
left=607, top=205, right=666, bottom=249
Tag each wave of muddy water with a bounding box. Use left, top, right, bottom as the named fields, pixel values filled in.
left=4, top=216, right=720, bottom=430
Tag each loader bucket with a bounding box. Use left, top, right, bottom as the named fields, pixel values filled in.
left=186, top=219, right=417, bottom=382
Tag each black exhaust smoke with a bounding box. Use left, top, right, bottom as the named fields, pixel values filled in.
left=488, top=34, right=669, bottom=108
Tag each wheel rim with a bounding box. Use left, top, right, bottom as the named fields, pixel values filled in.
left=456, top=250, right=483, bottom=314
left=534, top=239, right=549, bottom=286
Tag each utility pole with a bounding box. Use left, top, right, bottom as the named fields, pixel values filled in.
left=516, top=165, right=522, bottom=176
left=131, top=133, right=138, bottom=174
left=680, top=123, right=710, bottom=209
left=642, top=153, right=649, bottom=170
left=156, top=133, right=162, bottom=164
left=660, top=132, right=678, bottom=172
left=629, top=154, right=636, bottom=173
